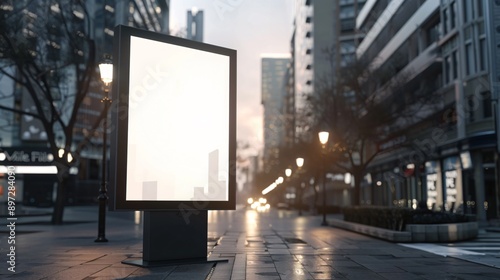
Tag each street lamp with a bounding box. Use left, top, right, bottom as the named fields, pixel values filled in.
left=296, top=157, right=304, bottom=168
left=318, top=131, right=329, bottom=226
left=285, top=168, right=292, bottom=178
left=296, top=157, right=304, bottom=215
left=276, top=176, right=284, bottom=184
left=95, top=57, right=113, bottom=243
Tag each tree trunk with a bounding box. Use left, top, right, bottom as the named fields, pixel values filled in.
left=51, top=172, right=68, bottom=225
left=312, top=174, right=319, bottom=214
left=352, top=171, right=364, bottom=206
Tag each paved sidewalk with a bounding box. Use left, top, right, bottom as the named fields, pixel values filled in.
left=208, top=210, right=500, bottom=279
left=1, top=206, right=500, bottom=279
left=0, top=206, right=216, bottom=279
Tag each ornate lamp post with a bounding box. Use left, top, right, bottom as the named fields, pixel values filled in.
left=318, top=131, right=329, bottom=226
left=95, top=58, right=113, bottom=242
left=296, top=157, right=304, bottom=215
left=284, top=168, right=292, bottom=207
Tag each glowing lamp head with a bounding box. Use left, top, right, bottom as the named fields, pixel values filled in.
left=285, top=168, right=292, bottom=177
left=296, top=157, right=304, bottom=168
left=318, top=131, right=329, bottom=145
left=99, top=61, right=113, bottom=85
left=277, top=176, right=284, bottom=184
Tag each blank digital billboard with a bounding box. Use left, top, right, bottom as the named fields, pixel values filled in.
left=110, top=25, right=236, bottom=210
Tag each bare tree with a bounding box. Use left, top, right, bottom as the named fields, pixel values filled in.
left=303, top=53, right=440, bottom=206
left=0, top=0, right=103, bottom=224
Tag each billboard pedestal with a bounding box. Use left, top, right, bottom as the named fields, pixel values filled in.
left=122, top=210, right=227, bottom=267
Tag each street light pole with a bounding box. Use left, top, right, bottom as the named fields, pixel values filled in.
left=296, top=157, right=304, bottom=215
left=318, top=131, right=329, bottom=226
left=95, top=59, right=113, bottom=243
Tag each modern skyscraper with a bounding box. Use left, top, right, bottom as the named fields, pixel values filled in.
left=292, top=0, right=366, bottom=141
left=261, top=55, right=291, bottom=172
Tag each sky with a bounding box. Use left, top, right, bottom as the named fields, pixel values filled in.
left=170, top=0, right=294, bottom=155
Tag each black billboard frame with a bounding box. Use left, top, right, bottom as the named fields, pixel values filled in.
left=109, top=25, right=237, bottom=211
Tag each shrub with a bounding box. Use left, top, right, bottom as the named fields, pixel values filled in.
left=408, top=209, right=471, bottom=224
left=342, top=206, right=472, bottom=231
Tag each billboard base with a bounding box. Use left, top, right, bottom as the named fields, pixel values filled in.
left=122, top=210, right=227, bottom=267
left=122, top=257, right=228, bottom=268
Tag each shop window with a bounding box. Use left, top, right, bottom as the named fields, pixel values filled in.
left=443, top=156, right=461, bottom=212
left=89, top=159, right=99, bottom=180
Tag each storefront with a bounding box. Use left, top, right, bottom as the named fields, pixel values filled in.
left=376, top=155, right=495, bottom=224
left=0, top=147, right=57, bottom=206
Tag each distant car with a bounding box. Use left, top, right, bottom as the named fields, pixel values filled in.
left=276, top=202, right=289, bottom=209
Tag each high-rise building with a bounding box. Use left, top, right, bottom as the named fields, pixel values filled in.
left=292, top=0, right=366, bottom=141
left=358, top=0, right=498, bottom=224
left=187, top=9, right=203, bottom=42
left=293, top=0, right=333, bottom=140
left=286, top=0, right=366, bottom=207
left=261, top=55, right=291, bottom=172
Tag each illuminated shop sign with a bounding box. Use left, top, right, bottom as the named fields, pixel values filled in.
left=0, top=149, right=53, bottom=164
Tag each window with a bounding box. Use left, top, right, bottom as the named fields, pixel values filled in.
left=442, top=0, right=457, bottom=35
left=463, top=0, right=473, bottom=23
left=482, top=92, right=492, bottom=118
left=465, top=43, right=475, bottom=76
left=425, top=21, right=440, bottom=47
left=452, top=51, right=458, bottom=80
left=477, top=0, right=483, bottom=17
left=450, top=2, right=456, bottom=29
left=479, top=38, right=487, bottom=71
left=443, top=7, right=449, bottom=34
left=443, top=50, right=458, bottom=84
left=467, top=95, right=475, bottom=122
left=340, top=6, right=355, bottom=19
left=340, top=41, right=355, bottom=54
left=341, top=19, right=355, bottom=31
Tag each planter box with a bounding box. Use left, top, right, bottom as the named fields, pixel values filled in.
left=405, top=222, right=478, bottom=242
left=330, top=219, right=412, bottom=242
left=330, top=219, right=478, bottom=243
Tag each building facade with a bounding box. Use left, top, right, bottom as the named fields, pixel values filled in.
left=358, top=0, right=498, bottom=224
left=0, top=0, right=170, bottom=206
left=261, top=56, right=291, bottom=173
left=288, top=0, right=366, bottom=209
left=293, top=0, right=335, bottom=141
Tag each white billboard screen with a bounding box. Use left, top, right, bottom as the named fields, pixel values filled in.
left=110, top=26, right=236, bottom=210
